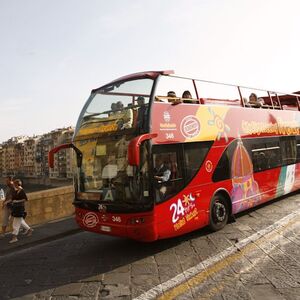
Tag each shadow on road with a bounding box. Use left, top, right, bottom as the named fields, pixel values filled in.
left=0, top=191, right=298, bottom=298
left=0, top=222, right=210, bottom=298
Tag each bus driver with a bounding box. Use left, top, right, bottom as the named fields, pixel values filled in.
left=154, top=154, right=171, bottom=202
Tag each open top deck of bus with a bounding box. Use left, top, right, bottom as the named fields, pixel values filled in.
left=93, top=70, right=300, bottom=111
left=154, top=71, right=300, bottom=111
left=154, top=94, right=300, bottom=110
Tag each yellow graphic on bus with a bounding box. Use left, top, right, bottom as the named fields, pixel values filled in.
left=189, top=106, right=230, bottom=142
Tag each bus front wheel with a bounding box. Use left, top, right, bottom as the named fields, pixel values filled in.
left=209, top=194, right=229, bottom=231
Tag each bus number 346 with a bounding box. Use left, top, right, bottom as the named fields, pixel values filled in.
left=112, top=216, right=122, bottom=223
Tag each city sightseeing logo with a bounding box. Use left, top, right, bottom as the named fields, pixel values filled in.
left=83, top=212, right=99, bottom=228
left=180, top=115, right=201, bottom=138
left=160, top=111, right=176, bottom=131
left=163, top=111, right=171, bottom=122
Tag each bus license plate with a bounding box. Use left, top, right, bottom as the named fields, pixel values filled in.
left=100, top=225, right=111, bottom=232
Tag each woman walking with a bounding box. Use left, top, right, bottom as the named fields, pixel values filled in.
left=9, top=179, right=33, bottom=244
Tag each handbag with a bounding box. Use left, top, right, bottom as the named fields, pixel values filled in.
left=11, top=202, right=25, bottom=218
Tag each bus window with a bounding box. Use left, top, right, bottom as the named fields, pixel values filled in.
left=152, top=145, right=184, bottom=203
left=76, top=78, right=153, bottom=137
left=212, top=140, right=237, bottom=182
left=251, top=143, right=268, bottom=172
left=184, top=141, right=213, bottom=182
left=280, top=136, right=296, bottom=165
left=265, top=140, right=281, bottom=168
left=243, top=138, right=281, bottom=172
left=212, top=151, right=230, bottom=182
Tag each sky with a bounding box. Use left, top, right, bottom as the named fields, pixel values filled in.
left=0, top=0, right=300, bottom=143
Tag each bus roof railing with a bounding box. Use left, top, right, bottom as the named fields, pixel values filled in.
left=164, top=74, right=300, bottom=111
left=169, top=74, right=300, bottom=99
left=90, top=70, right=299, bottom=111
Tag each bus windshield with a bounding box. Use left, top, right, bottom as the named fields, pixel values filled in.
left=76, top=134, right=150, bottom=204
left=73, top=77, right=153, bottom=205
left=75, top=78, right=153, bottom=137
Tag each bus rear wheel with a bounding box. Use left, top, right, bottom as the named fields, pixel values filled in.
left=209, top=194, right=229, bottom=231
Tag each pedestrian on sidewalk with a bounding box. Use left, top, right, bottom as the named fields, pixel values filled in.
left=0, top=176, right=15, bottom=238
left=9, top=179, right=33, bottom=244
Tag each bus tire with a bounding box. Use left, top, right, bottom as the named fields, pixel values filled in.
left=209, top=194, right=229, bottom=231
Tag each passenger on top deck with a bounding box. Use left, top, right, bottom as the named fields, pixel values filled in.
left=122, top=105, right=133, bottom=129
left=249, top=93, right=264, bottom=108
left=182, top=90, right=193, bottom=103
left=116, top=101, right=124, bottom=111
left=115, top=101, right=133, bottom=129
left=167, top=91, right=181, bottom=104
left=167, top=91, right=177, bottom=98
left=183, top=90, right=192, bottom=98
left=109, top=102, right=118, bottom=117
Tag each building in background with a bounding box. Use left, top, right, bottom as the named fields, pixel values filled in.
left=23, top=137, right=39, bottom=177
left=1, top=136, right=27, bottom=177
left=49, top=127, right=74, bottom=179
left=0, top=127, right=74, bottom=180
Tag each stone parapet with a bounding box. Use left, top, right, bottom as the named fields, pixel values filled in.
left=0, top=186, right=75, bottom=230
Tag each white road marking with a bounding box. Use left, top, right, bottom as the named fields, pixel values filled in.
left=133, top=207, right=300, bottom=300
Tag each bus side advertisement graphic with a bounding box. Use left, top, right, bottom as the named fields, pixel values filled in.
left=170, top=194, right=198, bottom=231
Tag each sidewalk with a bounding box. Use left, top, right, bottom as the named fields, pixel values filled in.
left=0, top=216, right=81, bottom=256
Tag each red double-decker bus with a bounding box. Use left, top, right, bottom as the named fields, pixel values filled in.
left=49, top=70, right=300, bottom=241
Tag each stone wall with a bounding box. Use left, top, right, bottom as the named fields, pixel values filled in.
left=0, top=186, right=75, bottom=231
left=0, top=176, right=73, bottom=188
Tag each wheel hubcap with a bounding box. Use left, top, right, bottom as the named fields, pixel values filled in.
left=214, top=202, right=226, bottom=222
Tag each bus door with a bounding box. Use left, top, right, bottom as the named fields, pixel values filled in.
left=152, top=144, right=185, bottom=205
left=151, top=141, right=213, bottom=238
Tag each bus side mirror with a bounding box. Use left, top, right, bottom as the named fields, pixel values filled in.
left=128, top=133, right=157, bottom=166
left=48, top=143, right=83, bottom=168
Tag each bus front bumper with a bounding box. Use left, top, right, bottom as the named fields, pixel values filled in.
left=75, top=207, right=158, bottom=242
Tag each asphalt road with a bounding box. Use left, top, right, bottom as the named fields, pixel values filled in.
left=0, top=193, right=299, bottom=300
